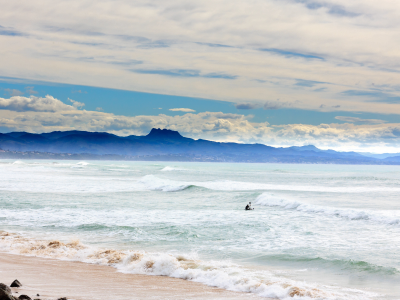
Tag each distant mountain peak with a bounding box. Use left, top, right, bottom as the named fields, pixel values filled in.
left=289, top=144, right=320, bottom=152
left=146, top=128, right=184, bottom=139
left=300, top=145, right=319, bottom=150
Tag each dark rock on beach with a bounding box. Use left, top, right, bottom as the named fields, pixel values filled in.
left=57, top=298, right=67, bottom=300
left=10, top=281, right=21, bottom=288
left=0, top=288, right=16, bottom=300
left=18, top=296, right=31, bottom=300
left=0, top=285, right=11, bottom=294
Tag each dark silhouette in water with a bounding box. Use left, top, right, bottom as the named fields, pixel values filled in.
left=245, top=202, right=254, bottom=210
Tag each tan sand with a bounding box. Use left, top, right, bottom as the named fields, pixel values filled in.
left=0, top=252, right=265, bottom=300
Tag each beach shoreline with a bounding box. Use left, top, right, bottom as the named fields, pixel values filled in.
left=0, top=252, right=264, bottom=300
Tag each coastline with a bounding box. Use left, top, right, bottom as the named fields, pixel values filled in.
left=1, top=161, right=394, bottom=300
left=0, top=252, right=264, bottom=300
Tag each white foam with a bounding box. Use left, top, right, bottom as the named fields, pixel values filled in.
left=71, top=161, right=90, bottom=168
left=138, top=175, right=191, bottom=192
left=255, top=194, right=400, bottom=225
left=0, top=231, right=378, bottom=300
left=161, top=166, right=187, bottom=172
left=139, top=175, right=400, bottom=193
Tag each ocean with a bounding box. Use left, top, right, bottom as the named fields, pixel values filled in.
left=0, top=159, right=399, bottom=299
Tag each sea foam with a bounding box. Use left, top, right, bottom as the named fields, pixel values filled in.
left=138, top=175, right=192, bottom=192
left=255, top=193, right=400, bottom=225
left=0, top=231, right=377, bottom=300
left=139, top=175, right=400, bottom=193
left=161, top=166, right=187, bottom=171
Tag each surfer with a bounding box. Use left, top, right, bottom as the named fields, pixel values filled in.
left=245, top=202, right=254, bottom=210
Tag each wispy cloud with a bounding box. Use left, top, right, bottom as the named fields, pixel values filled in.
left=292, top=0, right=360, bottom=17
left=341, top=90, right=400, bottom=104
left=335, top=116, right=386, bottom=124
left=264, top=101, right=291, bottom=110
left=260, top=48, right=324, bottom=60
left=25, top=86, right=38, bottom=95
left=169, top=108, right=196, bottom=112
left=132, top=69, right=237, bottom=80
left=4, top=89, right=24, bottom=97
left=69, top=98, right=85, bottom=109
left=0, top=25, right=25, bottom=36
left=235, top=103, right=261, bottom=110
left=295, top=79, right=325, bottom=87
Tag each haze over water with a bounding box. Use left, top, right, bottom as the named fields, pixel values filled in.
left=1, top=159, right=399, bottom=299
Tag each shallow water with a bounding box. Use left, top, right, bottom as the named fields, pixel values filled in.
left=0, top=160, right=399, bottom=299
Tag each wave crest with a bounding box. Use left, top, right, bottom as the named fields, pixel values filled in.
left=139, top=175, right=192, bottom=192
left=161, top=166, right=187, bottom=172
left=255, top=193, right=400, bottom=225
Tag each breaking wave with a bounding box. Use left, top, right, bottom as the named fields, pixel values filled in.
left=0, top=231, right=377, bottom=300
left=138, top=175, right=400, bottom=193
left=138, top=175, right=193, bottom=192
left=258, top=254, right=399, bottom=276
left=71, top=161, right=90, bottom=168
left=160, top=166, right=187, bottom=172
left=255, top=193, right=400, bottom=225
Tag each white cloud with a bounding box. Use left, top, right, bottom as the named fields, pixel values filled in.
left=0, top=95, right=75, bottom=112
left=169, top=108, right=196, bottom=112
left=69, top=98, right=85, bottom=109
left=0, top=95, right=399, bottom=152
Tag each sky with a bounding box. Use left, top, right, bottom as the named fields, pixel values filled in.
left=0, top=0, right=400, bottom=153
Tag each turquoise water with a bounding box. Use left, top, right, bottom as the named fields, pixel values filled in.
left=1, top=160, right=400, bottom=299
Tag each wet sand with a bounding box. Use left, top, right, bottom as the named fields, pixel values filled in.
left=0, top=252, right=265, bottom=300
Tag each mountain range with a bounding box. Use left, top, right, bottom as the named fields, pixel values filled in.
left=0, top=128, right=399, bottom=164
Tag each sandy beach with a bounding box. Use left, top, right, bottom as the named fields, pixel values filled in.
left=0, top=252, right=264, bottom=300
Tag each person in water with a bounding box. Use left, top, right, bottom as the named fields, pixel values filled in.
left=245, top=202, right=254, bottom=210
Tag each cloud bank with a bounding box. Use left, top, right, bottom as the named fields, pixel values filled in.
left=0, top=0, right=400, bottom=115
left=0, top=95, right=399, bottom=153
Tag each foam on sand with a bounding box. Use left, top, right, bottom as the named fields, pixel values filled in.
left=0, top=231, right=378, bottom=300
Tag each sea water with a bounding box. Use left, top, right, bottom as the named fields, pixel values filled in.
left=0, top=160, right=399, bottom=299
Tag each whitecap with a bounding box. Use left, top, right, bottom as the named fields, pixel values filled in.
left=255, top=193, right=400, bottom=225
left=138, top=175, right=191, bottom=192
left=161, top=166, right=186, bottom=172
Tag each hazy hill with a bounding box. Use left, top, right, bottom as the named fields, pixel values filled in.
left=0, top=128, right=396, bottom=164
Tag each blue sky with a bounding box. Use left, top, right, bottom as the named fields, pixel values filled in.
left=1, top=78, right=399, bottom=126
left=0, top=0, right=400, bottom=152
